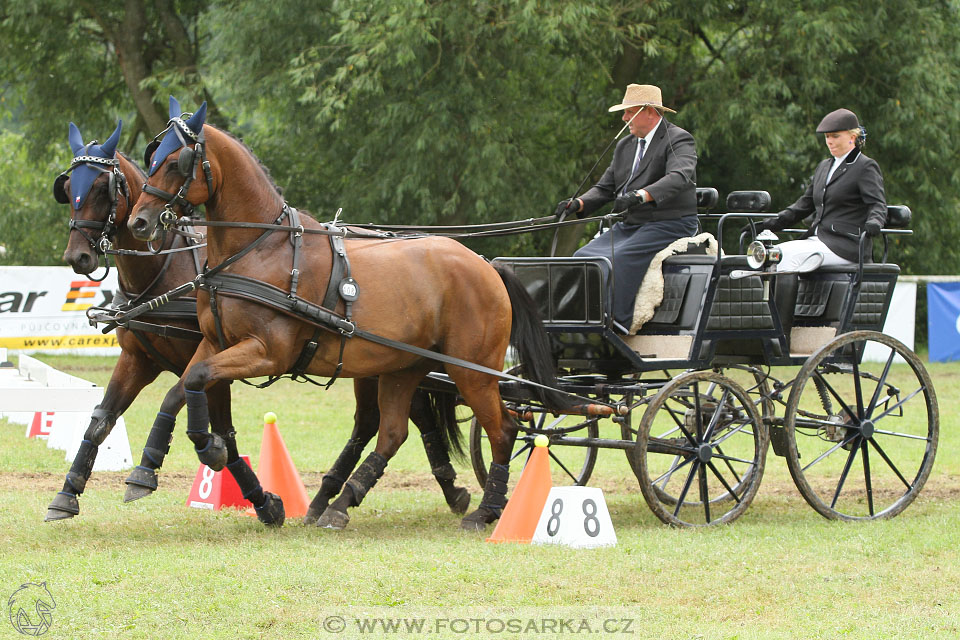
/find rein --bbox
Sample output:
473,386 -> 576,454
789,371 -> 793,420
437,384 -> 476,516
172,211 -> 616,241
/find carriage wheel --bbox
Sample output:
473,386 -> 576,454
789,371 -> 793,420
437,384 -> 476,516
468,367 -> 599,487
783,331 -> 938,521
634,370 -> 768,527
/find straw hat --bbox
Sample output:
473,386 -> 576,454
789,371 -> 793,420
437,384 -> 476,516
608,84 -> 676,113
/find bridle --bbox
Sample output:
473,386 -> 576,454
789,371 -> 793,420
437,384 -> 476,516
54,147 -> 130,282
141,114 -> 214,248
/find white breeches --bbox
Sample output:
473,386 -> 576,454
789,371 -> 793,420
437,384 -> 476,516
775,236 -> 854,272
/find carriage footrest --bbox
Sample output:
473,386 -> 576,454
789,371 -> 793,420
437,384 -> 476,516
769,424 -> 790,457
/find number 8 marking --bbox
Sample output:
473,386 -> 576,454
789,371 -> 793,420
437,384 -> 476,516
546,498 -> 563,536
198,465 -> 215,499
582,498 -> 600,537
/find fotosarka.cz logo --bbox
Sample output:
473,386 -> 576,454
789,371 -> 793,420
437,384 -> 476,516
7,582 -> 56,636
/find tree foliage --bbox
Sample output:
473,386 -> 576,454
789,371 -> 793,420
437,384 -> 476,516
2,0 -> 959,272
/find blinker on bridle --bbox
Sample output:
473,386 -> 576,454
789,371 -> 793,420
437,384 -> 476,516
55,147 -> 129,282
141,113 -> 214,249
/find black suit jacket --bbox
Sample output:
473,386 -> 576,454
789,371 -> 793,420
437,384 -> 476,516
772,148 -> 887,262
579,119 -> 698,224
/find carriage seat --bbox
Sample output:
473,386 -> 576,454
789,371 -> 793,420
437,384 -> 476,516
629,233 -> 718,333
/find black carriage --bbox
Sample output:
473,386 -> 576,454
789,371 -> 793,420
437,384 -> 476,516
457,190 -> 937,528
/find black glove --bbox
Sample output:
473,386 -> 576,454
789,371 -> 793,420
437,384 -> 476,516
865,221 -> 882,237
613,190 -> 643,213
760,217 -> 781,232
554,199 -> 579,219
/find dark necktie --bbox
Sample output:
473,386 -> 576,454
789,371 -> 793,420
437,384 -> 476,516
630,138 -> 646,182
620,138 -> 645,196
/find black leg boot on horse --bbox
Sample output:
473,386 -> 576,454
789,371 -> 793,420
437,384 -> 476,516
223,431 -> 285,526
316,451 -> 389,530
45,406 -> 116,521
303,435 -> 367,526
183,388 -> 229,470
419,428 -> 470,514
123,411 -> 175,502
303,379 -> 469,524
460,461 -> 509,532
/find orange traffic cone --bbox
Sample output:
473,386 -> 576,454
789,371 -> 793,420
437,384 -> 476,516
245,412 -> 310,518
486,435 -> 553,544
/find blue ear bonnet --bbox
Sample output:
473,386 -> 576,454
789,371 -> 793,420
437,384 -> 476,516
62,121 -> 121,209
147,96 -> 207,176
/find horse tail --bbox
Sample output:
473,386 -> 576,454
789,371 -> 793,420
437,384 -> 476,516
425,389 -> 464,460
493,263 -> 570,411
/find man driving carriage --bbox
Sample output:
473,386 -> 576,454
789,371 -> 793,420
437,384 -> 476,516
554,83 -> 699,331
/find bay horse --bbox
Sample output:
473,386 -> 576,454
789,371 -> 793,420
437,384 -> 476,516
51,120 -> 470,525
128,98 -> 562,530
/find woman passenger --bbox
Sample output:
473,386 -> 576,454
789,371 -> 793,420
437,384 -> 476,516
763,108 -> 887,271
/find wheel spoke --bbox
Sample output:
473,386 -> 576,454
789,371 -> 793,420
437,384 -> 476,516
673,461 -> 699,518
867,438 -> 913,490
872,386 -> 925,422
711,452 -> 757,466
801,434 -> 858,473
711,419 -> 753,447
814,370 -> 859,424
510,440 -> 533,465
652,455 -> 696,489
702,389 -> 732,442
654,455 -> 685,490
866,348 -> 896,418
549,449 -> 579,483
665,399 -> 700,447
830,439 -> 860,509
698,463 -> 711,523
714,445 -> 744,485
707,460 -> 743,504
852,357 -> 865,418
861,439 -> 874,516
872,428 -> 931,442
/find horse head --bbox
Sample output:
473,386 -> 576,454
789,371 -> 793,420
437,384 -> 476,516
56,120 -> 136,275
129,96 -> 210,242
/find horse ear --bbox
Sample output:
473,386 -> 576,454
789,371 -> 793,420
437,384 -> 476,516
185,102 -> 207,135
168,95 -> 182,119
101,119 -> 122,158
68,122 -> 84,155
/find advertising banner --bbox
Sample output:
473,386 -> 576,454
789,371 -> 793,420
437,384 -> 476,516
0,266 -> 120,355
928,282 -> 960,362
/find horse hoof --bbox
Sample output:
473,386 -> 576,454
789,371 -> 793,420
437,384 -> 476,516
254,491 -> 285,527
448,487 -> 471,515
302,505 -> 326,526
459,507 -> 498,532
123,484 -> 155,503
196,433 -> 228,471
45,492 -> 79,522
123,466 -> 158,502
317,507 -> 349,530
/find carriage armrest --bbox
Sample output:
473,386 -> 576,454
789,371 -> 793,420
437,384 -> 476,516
815,264 -> 901,276
725,190 -> 772,213
662,254 -> 717,266
885,205 -> 911,229
696,187 -> 719,212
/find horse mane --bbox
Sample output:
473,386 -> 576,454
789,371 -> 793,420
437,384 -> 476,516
212,126 -> 327,222
117,151 -> 146,182
217,128 -> 284,197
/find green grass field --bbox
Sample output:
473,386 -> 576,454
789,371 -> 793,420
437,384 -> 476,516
1,355 -> 958,639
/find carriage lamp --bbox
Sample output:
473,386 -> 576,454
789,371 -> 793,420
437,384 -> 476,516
746,230 -> 782,270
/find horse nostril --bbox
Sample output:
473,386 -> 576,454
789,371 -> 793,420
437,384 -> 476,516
131,217 -> 146,232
